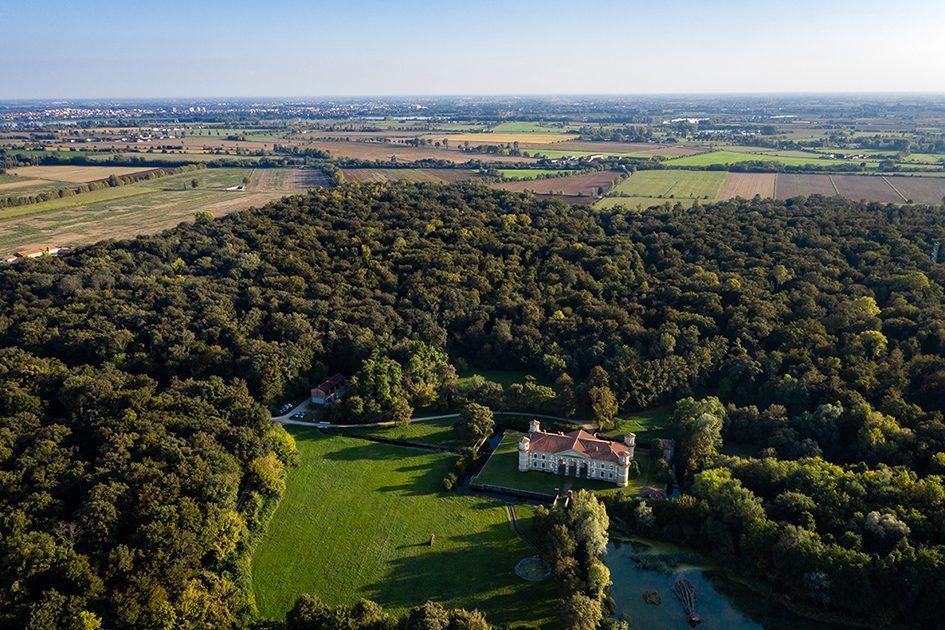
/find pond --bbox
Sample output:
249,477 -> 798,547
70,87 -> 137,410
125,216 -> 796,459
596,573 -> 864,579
604,537 -> 847,630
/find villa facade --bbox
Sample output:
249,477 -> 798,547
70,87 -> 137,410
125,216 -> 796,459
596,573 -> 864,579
518,420 -> 635,487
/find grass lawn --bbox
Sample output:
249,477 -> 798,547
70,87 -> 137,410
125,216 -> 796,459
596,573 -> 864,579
339,415 -> 476,450
457,368 -> 541,389
250,429 -> 556,627
611,170 -> 726,200
498,169 -> 572,180
472,431 -> 650,498
600,407 -> 673,446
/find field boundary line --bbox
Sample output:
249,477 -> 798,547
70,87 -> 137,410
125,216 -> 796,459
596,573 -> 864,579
828,175 -> 841,196
773,174 -> 779,199
881,176 -> 908,202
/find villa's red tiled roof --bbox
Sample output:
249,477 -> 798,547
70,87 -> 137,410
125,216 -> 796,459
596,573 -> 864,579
527,429 -> 629,463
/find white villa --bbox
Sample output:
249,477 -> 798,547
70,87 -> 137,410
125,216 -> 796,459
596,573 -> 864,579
518,420 -> 635,487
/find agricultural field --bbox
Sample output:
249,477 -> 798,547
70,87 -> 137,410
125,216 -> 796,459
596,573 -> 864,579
527,141 -> 701,157
472,431 -> 650,498
490,121 -> 583,133
308,140 -> 537,164
425,132 -> 573,145
0,185 -> 158,219
497,169 -> 572,180
246,168 -> 329,192
611,170 -> 726,200
250,429 -> 555,626
492,170 -> 622,197
525,149 -> 652,160
149,167 -> 255,190
887,176 -> 945,203
665,150 -> 877,168
0,176 -> 71,197
831,175 -> 902,203
0,188 -> 282,255
774,173 -> 837,198
341,168 -> 480,184
718,172 -> 777,199
593,196 -> 697,210
8,164 -> 154,183
0,168 -> 305,255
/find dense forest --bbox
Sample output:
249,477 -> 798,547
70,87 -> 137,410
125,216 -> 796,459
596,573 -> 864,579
1,182 -> 945,627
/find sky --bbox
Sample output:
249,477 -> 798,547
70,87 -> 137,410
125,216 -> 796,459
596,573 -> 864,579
3,0 -> 945,99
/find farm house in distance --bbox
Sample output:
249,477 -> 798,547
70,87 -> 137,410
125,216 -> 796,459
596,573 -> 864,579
310,374 -> 348,406
518,420 -> 635,487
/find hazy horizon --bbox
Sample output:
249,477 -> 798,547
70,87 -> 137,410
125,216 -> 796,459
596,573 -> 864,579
3,0 -> 945,99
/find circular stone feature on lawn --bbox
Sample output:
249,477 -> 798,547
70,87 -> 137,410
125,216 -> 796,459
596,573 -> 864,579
515,556 -> 551,581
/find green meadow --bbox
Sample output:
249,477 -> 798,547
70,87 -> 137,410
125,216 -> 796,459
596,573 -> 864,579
250,429 -> 556,626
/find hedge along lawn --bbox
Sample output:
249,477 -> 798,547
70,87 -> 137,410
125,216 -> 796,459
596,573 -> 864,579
664,150 -> 880,168
250,429 -> 556,627
337,415 -> 476,450
611,170 -> 726,200
472,431 -> 650,498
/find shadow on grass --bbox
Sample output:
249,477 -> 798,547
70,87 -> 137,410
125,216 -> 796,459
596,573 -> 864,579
362,520 -> 556,626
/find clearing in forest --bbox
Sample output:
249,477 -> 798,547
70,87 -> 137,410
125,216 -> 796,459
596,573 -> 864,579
249,429 -> 555,627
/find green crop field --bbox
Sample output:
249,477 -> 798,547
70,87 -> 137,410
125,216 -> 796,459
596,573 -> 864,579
338,415 -> 476,450
250,429 -> 555,626
611,170 -> 726,199
665,150 -> 878,168
498,169 -> 572,180
472,431 -> 649,498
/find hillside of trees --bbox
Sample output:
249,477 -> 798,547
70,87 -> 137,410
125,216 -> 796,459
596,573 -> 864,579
1,182 -> 944,627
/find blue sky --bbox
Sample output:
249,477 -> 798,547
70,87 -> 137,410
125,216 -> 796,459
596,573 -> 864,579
2,0 -> 944,98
